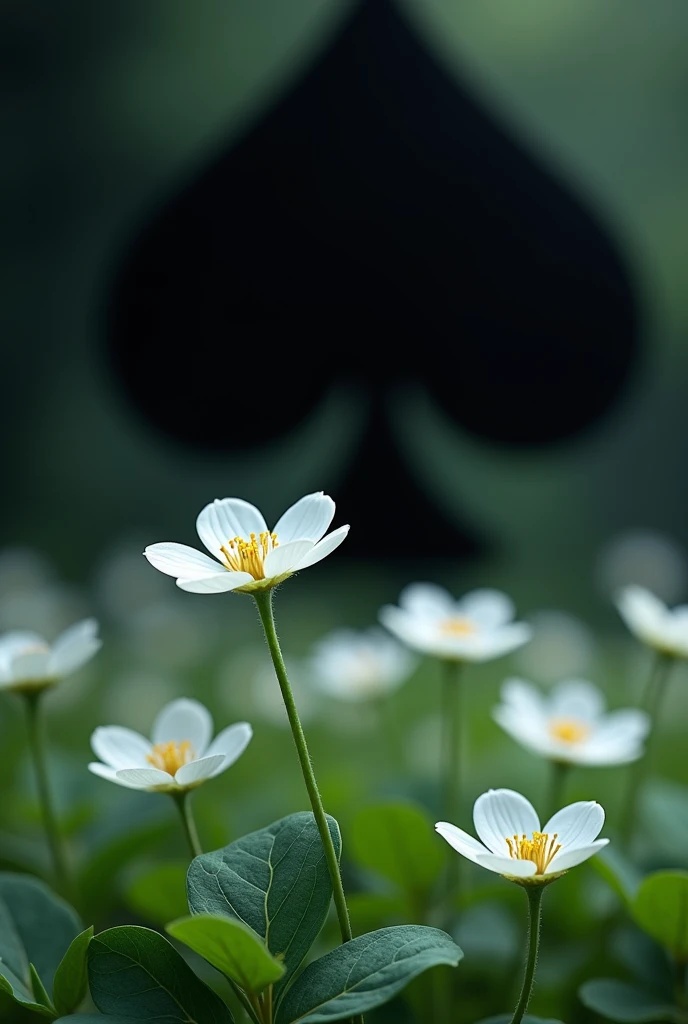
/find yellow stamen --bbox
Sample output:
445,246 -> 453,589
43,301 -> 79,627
219,531 -> 279,580
147,740 -> 195,775
548,717 -> 590,744
505,831 -> 562,874
440,617 -> 477,636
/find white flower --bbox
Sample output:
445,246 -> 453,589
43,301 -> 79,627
616,584 -> 688,659
493,678 -> 650,766
89,698 -> 252,792
436,789 -> 609,883
0,619 -> 101,693
379,583 -> 532,662
144,492 -> 349,594
309,628 -> 416,701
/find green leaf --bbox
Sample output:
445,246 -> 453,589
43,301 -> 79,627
30,963 -> 55,1011
633,870 -> 688,957
350,802 -> 444,901
88,925 -> 234,1023
53,927 -> 94,1016
592,845 -> 642,905
275,925 -> 462,1023
167,913 -> 285,995
187,811 -> 340,1003
0,872 -> 82,1015
125,862 -> 188,926
579,979 -> 683,1023
54,1018 -> 143,1022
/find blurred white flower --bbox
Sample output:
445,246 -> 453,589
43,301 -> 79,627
0,619 -> 101,693
89,698 -> 252,792
436,789 -> 608,882
513,611 -> 594,683
598,531 -> 686,605
493,678 -> 649,766
144,492 -> 349,594
309,628 -> 416,701
616,585 -> 688,659
379,583 -> 531,662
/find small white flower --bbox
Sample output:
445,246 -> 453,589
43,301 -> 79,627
493,678 -> 650,766
144,492 -> 349,594
0,619 -> 101,693
89,698 -> 252,792
436,788 -> 609,883
379,583 -> 531,662
309,628 -> 416,702
616,584 -> 688,659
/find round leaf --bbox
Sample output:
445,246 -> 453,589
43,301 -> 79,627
579,979 -> 683,1023
350,802 -> 444,899
633,871 -> 688,958
167,914 -> 285,995
88,924 -> 234,1022
53,927 -> 94,1016
187,811 -> 340,1005
275,924 -> 462,1023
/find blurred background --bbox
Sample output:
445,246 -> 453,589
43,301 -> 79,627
1,1 -> 688,1020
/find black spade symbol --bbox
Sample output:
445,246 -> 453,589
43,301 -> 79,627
107,0 -> 638,557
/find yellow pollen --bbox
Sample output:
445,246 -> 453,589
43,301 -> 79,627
548,717 -> 590,744
440,616 -> 477,636
147,740 -> 195,775
505,831 -> 561,874
219,531 -> 279,579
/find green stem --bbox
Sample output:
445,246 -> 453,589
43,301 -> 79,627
544,760 -> 569,821
253,591 -> 353,934
23,692 -> 72,898
253,590 -> 361,1024
510,885 -> 545,1024
620,653 -> 673,840
441,659 -> 463,903
172,791 -> 203,859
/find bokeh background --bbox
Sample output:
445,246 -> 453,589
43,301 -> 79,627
2,2 -> 688,1021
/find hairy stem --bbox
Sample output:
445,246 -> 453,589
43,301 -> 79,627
510,885 -> 545,1024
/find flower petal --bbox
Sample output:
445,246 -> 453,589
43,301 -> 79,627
543,801 -> 605,848
616,585 -> 667,640
591,709 -> 650,744
152,698 -> 213,755
474,789 -> 540,855
492,708 -> 555,759
435,821 -> 488,864
264,540 -> 315,578
177,572 -> 254,594
475,854 -> 537,877
205,722 -> 253,773
88,762 -> 146,789
465,624 -> 533,661
90,726 -> 152,769
292,525 -> 349,570
49,619 -> 102,677
144,543 -> 223,578
196,498 -> 268,557
273,492 -> 335,544
9,650 -> 51,681
115,767 -> 175,789
500,677 -> 547,717
398,583 -> 455,620
549,679 -> 605,721
460,589 -> 515,628
175,754 -> 226,787
547,838 -> 609,873
0,631 -> 45,662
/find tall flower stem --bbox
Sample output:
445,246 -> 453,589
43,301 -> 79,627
253,591 -> 354,946
171,791 -> 202,859
544,760 -> 569,821
23,691 -> 72,898
441,660 -> 463,898
620,653 -> 673,840
510,885 -> 545,1024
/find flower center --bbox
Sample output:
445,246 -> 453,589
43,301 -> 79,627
147,740 -> 195,774
440,617 -> 477,636
548,717 -> 590,744
220,532 -> 278,579
505,831 -> 562,874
